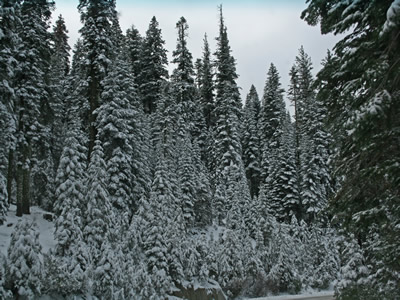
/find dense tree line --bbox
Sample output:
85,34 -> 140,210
0,0 -> 397,299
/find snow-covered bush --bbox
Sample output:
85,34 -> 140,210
6,219 -> 43,299
0,253 -> 12,299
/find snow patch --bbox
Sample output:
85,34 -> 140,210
0,205 -> 56,257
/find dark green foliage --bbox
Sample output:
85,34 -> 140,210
241,85 -> 261,198
198,34 -> 215,129
126,25 -> 143,81
303,0 -> 400,297
139,16 -> 169,114
78,0 -> 116,160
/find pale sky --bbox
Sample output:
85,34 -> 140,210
53,0 -> 339,107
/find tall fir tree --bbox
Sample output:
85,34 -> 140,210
171,17 -> 196,132
78,0 -> 115,160
267,113 -> 300,222
83,139 -> 114,263
139,16 -> 169,114
0,0 -> 21,206
198,33 -> 215,129
97,53 -> 151,227
288,47 -> 332,223
258,63 -> 285,187
48,14 -> 71,175
126,25 -> 143,82
212,6 -> 250,226
303,1 -> 400,296
14,0 -> 54,215
241,85 -> 261,198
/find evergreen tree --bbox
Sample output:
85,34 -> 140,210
97,53 -> 150,226
126,25 -> 143,82
48,14 -> 71,175
267,113 -> 300,222
212,7 -> 249,225
78,0 -> 115,160
303,1 -> 400,296
0,253 -> 11,299
0,0 -> 21,206
83,140 -> 114,262
14,0 -> 54,216
51,126 -> 89,296
171,17 -> 197,134
138,157 -> 184,298
198,33 -> 215,129
92,242 -> 126,299
6,219 -> 43,299
242,85 -> 261,198
258,63 -> 285,187
139,16 -> 169,114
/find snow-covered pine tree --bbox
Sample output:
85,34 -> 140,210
92,242 -> 126,299
126,25 -> 143,82
97,50 -> 151,226
139,16 -> 169,114
258,63 -> 285,189
48,14 -> 71,180
212,6 -> 250,226
14,0 -> 54,216
303,1 -> 400,296
0,253 -> 11,299
171,17 -> 196,117
62,38 -> 88,132
78,0 -> 115,160
53,125 -> 87,248
191,140 -> 213,227
0,0 -> 21,207
50,125 -> 89,296
289,46 -> 332,223
176,119 -> 197,229
139,156 -> 184,298
241,85 -> 261,198
6,219 -> 43,299
198,33 -> 215,129
335,234 -> 372,300
267,113 -> 300,222
83,139 -> 114,262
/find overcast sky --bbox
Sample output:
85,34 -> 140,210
53,0 -> 339,107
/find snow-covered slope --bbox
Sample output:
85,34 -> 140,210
0,205 -> 56,256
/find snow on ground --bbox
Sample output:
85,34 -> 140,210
246,290 -> 335,300
0,205 -> 56,257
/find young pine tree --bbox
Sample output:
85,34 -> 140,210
6,219 -> 43,299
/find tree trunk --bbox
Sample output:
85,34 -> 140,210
22,163 -> 30,214
16,162 -> 23,217
7,149 -> 14,205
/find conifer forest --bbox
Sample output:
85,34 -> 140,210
0,0 -> 399,299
